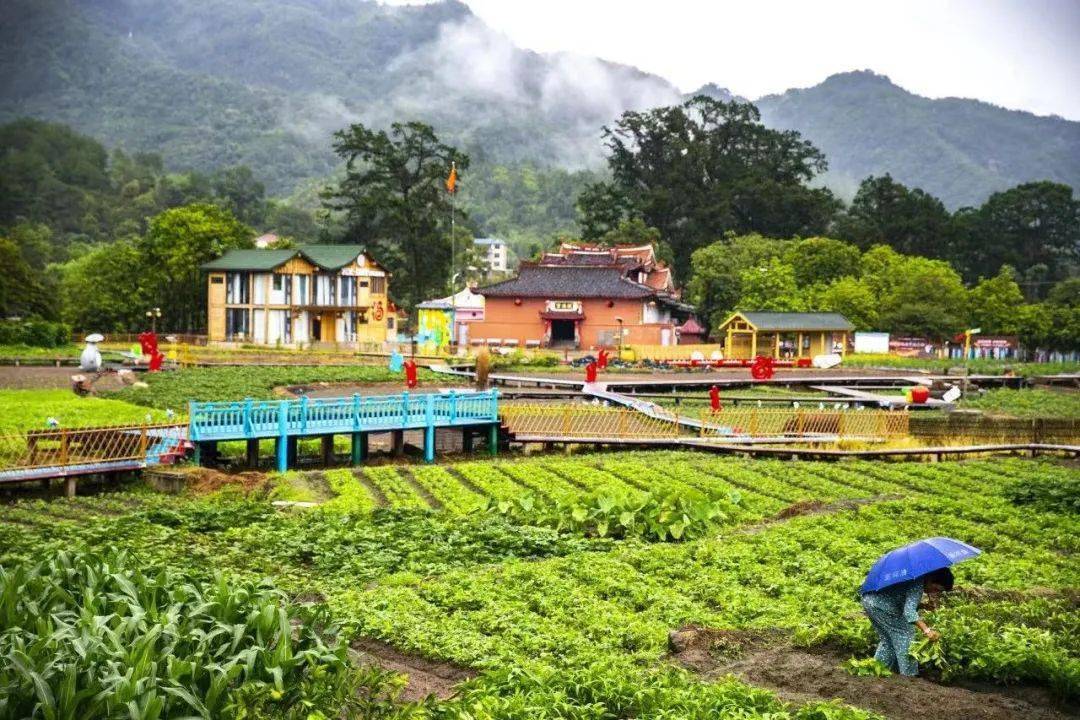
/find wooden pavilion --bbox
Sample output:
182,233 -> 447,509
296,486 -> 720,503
716,312 -> 854,360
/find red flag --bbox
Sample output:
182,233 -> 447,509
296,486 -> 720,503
445,162 -> 457,194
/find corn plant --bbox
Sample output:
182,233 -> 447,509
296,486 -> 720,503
0,549 -> 391,719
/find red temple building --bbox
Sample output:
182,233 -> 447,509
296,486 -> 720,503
472,243 -> 693,349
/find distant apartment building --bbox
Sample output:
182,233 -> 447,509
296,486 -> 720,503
473,237 -> 509,273
202,245 -> 392,346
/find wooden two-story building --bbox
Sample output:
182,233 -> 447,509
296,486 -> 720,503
203,245 -> 393,346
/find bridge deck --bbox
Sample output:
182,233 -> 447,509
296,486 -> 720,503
189,390 -> 500,468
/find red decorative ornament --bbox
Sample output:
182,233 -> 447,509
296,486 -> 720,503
373,301 -> 384,321
514,298 -> 522,306
606,300 -> 614,308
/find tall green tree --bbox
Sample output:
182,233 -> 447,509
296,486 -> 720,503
323,121 -> 469,308
967,266 -> 1025,335
578,97 -> 838,279
833,174 -> 955,259
735,258 -> 803,313
876,257 -> 968,339
783,237 -> 861,287
687,234 -> 792,330
138,204 -> 253,332
1047,277 -> 1080,308
817,277 -> 879,330
212,166 -> 267,226
966,181 -> 1080,291
0,236 -> 54,319
57,240 -> 149,332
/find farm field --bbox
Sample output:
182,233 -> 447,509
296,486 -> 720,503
962,387 -> 1080,419
840,354 -> 1080,377
101,364 -> 447,409
1,452 -> 1077,719
0,388 -> 174,433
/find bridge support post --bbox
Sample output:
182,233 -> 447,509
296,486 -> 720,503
351,432 -> 367,465
488,423 -> 499,457
64,476 -> 76,498
198,442 -> 219,467
276,400 -> 289,472
321,435 -> 335,466
391,430 -> 405,456
462,428 -> 473,453
424,426 -> 435,463
246,438 -> 260,469
423,393 -> 436,463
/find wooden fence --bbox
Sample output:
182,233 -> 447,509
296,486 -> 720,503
0,423 -> 189,486
500,404 -> 908,442
910,415 -> 1080,445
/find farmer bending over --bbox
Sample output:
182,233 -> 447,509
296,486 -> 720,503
860,567 -> 952,676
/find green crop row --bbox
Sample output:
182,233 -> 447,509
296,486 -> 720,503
102,365 -> 443,409
0,453 -> 1076,717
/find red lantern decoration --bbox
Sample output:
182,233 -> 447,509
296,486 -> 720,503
514,298 -> 522,306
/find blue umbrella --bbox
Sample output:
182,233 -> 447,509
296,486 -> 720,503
860,536 -> 981,594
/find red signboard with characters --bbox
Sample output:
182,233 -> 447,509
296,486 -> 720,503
973,336 -> 1017,349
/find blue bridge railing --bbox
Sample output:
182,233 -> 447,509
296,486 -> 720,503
189,390 -> 499,468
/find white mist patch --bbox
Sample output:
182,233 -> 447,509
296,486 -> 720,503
541,52 -> 681,119
414,15 -> 529,103
282,93 -> 364,144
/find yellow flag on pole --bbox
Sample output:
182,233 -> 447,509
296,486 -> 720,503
445,162 -> 457,194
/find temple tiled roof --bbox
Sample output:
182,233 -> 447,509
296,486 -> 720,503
478,266 -> 655,299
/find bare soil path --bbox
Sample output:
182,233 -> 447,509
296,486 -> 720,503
350,638 -> 476,702
669,627 -> 1077,720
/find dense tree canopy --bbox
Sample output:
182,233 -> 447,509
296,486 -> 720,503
689,235 -> 1008,341
578,97 -> 839,279
833,174 -> 955,258
0,119 -> 283,254
687,234 -> 792,329
323,121 -> 469,308
965,182 -> 1079,290
57,240 -> 148,332
138,204 -> 254,331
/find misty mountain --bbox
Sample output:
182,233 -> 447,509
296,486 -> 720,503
2,0 -> 1077,209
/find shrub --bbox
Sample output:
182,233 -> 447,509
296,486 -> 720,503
0,320 -> 71,348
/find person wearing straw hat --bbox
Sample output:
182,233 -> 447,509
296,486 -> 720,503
859,537 -> 981,676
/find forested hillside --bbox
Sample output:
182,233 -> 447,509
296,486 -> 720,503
755,71 -> 1080,208
2,0 -> 1077,209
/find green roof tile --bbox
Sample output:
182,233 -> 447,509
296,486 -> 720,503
201,245 -> 371,272
201,249 -> 298,271
297,245 -> 367,270
733,312 -> 854,331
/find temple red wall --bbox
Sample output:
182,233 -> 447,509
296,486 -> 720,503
473,297 -> 675,348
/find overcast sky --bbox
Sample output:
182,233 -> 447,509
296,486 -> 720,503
387,0 -> 1080,120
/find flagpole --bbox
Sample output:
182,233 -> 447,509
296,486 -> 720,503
449,161 -> 457,350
